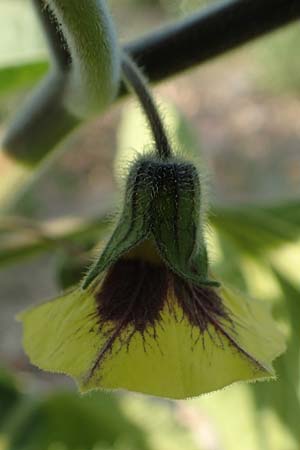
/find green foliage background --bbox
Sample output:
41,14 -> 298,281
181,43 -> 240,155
1,1 -> 300,449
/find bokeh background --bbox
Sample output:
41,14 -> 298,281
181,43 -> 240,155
1,1 -> 300,449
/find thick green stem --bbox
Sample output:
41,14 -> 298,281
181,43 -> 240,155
1,0 -> 120,211
44,0 -> 120,117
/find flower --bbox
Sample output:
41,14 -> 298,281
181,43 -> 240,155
19,155 -> 285,399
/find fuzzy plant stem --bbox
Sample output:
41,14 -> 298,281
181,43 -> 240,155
0,0 -> 120,212
4,0 -> 120,163
122,53 -> 172,160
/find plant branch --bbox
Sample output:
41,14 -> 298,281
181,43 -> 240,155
123,0 -> 300,86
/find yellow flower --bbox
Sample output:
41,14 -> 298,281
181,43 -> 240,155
19,155 -> 285,399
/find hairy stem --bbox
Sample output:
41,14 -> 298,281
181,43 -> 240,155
43,0 -> 120,117
1,0 -> 121,211
32,0 -> 71,71
122,53 -> 172,160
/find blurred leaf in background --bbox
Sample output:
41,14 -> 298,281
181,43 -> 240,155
0,62 -> 48,102
252,270 -> 300,450
0,369 -> 151,450
1,391 -> 150,450
211,201 -> 300,257
0,0 -> 47,105
253,23 -> 300,94
0,368 -> 21,422
0,370 -> 199,450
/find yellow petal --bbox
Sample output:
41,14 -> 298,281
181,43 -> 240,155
18,289 -> 103,380
18,285 -> 285,399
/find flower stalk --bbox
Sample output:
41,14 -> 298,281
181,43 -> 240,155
122,53 -> 172,160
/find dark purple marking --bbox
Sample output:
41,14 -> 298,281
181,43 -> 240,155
86,258 -> 264,381
174,279 -> 230,335
96,259 -> 168,332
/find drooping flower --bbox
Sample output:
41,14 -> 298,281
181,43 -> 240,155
19,155 -> 285,399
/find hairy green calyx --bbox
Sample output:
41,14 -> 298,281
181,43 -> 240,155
83,154 -> 214,289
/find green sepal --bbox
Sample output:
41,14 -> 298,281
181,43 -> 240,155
84,155 -> 217,288
149,159 -> 217,286
82,161 -> 152,288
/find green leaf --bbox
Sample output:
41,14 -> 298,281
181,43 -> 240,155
0,61 -> 48,98
0,215 -> 111,268
55,240 -> 97,290
254,23 -> 300,93
0,368 -> 21,422
211,231 -> 248,290
211,201 -> 300,256
1,391 -> 149,450
252,269 -> 300,449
